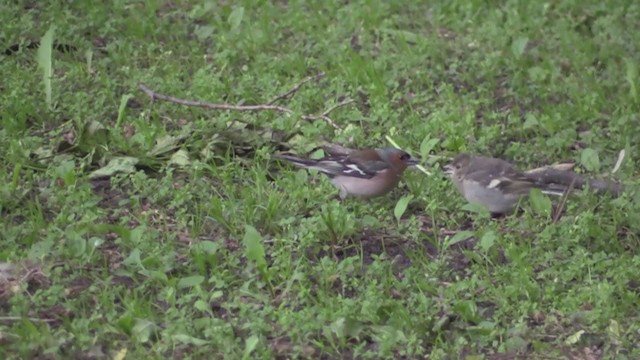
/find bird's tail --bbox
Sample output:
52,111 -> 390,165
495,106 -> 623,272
272,154 -> 315,167
272,154 -> 335,175
525,168 -> 624,197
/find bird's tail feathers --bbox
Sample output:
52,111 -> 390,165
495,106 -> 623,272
272,154 -> 338,175
273,154 -> 315,167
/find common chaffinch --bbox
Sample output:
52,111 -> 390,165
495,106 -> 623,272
274,147 -> 419,199
444,153 -> 567,214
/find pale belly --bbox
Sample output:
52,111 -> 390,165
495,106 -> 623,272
461,180 -> 523,213
331,174 -> 400,199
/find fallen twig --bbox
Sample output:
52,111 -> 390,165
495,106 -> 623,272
0,316 -> 57,323
139,84 -> 293,113
553,176 -> 577,223
268,72 -> 326,104
139,74 -> 349,130
301,99 -> 354,129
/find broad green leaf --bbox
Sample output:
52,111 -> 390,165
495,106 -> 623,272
141,270 -> 168,282
37,26 -> 55,108
178,275 -> 205,288
79,120 -> 109,152
467,321 -> 496,336
394,194 -> 413,222
242,335 -> 259,360
453,300 -> 479,322
89,156 -> 138,178
380,28 -> 420,43
479,231 -> 496,252
504,335 -> 528,353
122,248 -> 143,268
565,330 -> 585,345
447,230 -> 474,248
529,188 -> 552,218
193,241 -> 220,255
310,148 -> 325,159
523,113 -> 539,130
130,225 -> 146,243
461,203 -> 490,217
463,356 -> 485,360
116,93 -> 134,128
243,225 -> 266,270
330,317 -> 347,339
432,314 -> 450,332
88,236 -> 104,249
195,25 -> 215,41
67,231 -> 87,257
209,290 -> 224,300
85,120 -> 108,137
113,348 -> 127,360
150,135 -> 182,156
341,318 -> 364,338
28,239 -> 54,259
420,137 -> 439,158
116,314 -> 134,333
511,36 -> 528,58
90,224 -> 132,240
228,6 -> 245,31
361,215 -> 378,227
194,300 -> 209,313
580,148 -> 600,172
132,318 -> 157,343
528,66 -> 547,81
172,334 -> 209,346
169,149 -> 191,167
54,159 -> 76,185
32,146 -> 53,164
607,319 -> 621,339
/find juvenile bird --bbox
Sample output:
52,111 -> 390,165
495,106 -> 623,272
274,147 -> 419,199
444,154 -> 566,214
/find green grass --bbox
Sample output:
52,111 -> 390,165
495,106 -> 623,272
1,0 -> 639,358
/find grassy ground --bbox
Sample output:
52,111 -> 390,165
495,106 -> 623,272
1,0 -> 639,359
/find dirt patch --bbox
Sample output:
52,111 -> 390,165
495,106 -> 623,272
316,213 -> 495,283
65,276 -> 93,297
270,335 -> 316,359
0,261 -> 49,302
38,303 -> 73,325
329,227 -> 435,274
90,177 -> 130,211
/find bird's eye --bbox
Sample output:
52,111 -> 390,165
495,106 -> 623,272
400,153 -> 410,161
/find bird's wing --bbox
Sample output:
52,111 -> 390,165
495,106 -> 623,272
465,165 -> 535,195
273,151 -> 388,179
324,150 -> 390,179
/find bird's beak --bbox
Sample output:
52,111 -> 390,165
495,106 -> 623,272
443,163 -> 455,176
407,157 -> 421,166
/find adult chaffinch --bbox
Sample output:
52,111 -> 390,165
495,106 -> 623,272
444,153 -> 566,214
273,147 -> 419,199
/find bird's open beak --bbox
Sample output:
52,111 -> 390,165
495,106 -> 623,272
443,163 -> 455,176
